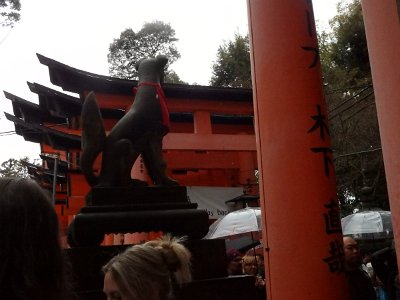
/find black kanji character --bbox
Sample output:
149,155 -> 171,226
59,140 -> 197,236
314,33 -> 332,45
307,104 -> 330,140
311,147 -> 333,177
323,198 -> 342,234
305,10 -> 314,37
323,239 -> 344,274
301,46 -> 319,68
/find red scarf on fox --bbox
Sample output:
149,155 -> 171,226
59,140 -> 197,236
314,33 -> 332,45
132,82 -> 170,131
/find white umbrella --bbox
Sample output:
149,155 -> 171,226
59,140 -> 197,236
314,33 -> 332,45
205,207 -> 262,239
341,210 -> 392,239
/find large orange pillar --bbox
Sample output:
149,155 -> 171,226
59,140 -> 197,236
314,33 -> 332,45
247,0 -> 349,298
361,1 -> 400,262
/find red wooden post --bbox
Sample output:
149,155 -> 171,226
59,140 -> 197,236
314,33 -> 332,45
361,0 -> 400,264
247,0 -> 349,298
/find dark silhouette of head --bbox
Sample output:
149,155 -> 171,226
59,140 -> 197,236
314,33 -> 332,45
343,236 -> 362,271
0,177 -> 72,300
226,248 -> 243,276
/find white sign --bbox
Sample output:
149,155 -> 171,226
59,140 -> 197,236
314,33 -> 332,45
186,186 -> 244,219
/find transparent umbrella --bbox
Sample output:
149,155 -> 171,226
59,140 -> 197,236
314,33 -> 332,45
204,207 -> 264,277
341,210 -> 392,239
205,207 -> 262,239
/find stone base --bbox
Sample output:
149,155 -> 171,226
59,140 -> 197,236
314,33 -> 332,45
68,186 -> 209,246
87,185 -> 188,206
68,208 -> 209,246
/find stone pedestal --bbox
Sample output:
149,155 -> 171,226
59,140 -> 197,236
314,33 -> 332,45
68,186 -> 209,246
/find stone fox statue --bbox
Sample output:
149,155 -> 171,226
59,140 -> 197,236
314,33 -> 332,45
80,55 -> 178,187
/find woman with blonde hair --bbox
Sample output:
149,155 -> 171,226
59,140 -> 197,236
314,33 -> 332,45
242,254 -> 266,299
103,234 -> 192,300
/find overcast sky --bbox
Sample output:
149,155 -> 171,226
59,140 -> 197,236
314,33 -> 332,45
0,0 -> 339,163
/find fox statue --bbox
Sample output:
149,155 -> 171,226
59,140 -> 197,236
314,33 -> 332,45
80,55 -> 178,187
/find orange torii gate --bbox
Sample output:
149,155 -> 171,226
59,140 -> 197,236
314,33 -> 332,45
4,0 -> 398,297
361,0 -> 400,270
249,0 -> 400,299
248,0 -> 348,298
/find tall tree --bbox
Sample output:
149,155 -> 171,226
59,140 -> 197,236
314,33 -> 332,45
319,0 -> 388,213
0,0 -> 21,27
320,0 -> 371,88
210,33 -> 252,88
108,21 -> 184,83
0,157 -> 31,178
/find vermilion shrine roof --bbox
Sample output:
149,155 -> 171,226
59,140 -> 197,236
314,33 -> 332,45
3,54 -> 254,151
4,112 -> 81,150
36,53 -> 253,102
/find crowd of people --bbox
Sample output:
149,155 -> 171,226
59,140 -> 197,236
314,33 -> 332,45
343,236 -> 399,300
226,248 -> 266,299
1,175 -> 399,300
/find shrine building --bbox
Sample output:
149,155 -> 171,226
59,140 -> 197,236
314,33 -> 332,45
3,53 -> 258,245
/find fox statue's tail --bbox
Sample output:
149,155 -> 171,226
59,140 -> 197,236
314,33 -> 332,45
80,92 -> 106,186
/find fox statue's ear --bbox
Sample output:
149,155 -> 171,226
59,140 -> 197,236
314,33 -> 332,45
156,55 -> 168,69
135,58 -> 146,71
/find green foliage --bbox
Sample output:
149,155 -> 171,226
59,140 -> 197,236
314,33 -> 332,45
164,70 -> 187,85
210,34 -> 252,88
205,0 -> 387,213
108,21 -> 181,82
318,0 -> 388,213
0,157 -> 33,178
319,0 -> 370,88
0,0 -> 21,27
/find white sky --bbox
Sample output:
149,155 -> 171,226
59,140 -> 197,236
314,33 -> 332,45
0,0 -> 339,163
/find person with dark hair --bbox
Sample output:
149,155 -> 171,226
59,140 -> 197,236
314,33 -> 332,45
370,240 -> 399,300
103,234 -> 192,300
226,248 -> 244,276
343,236 -> 377,300
0,177 -> 73,300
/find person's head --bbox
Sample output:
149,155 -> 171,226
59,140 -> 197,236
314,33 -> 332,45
343,236 -> 362,271
103,234 -> 192,300
0,177 -> 71,300
245,249 -> 264,266
226,248 -> 243,276
242,255 -> 260,276
254,254 -> 265,277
